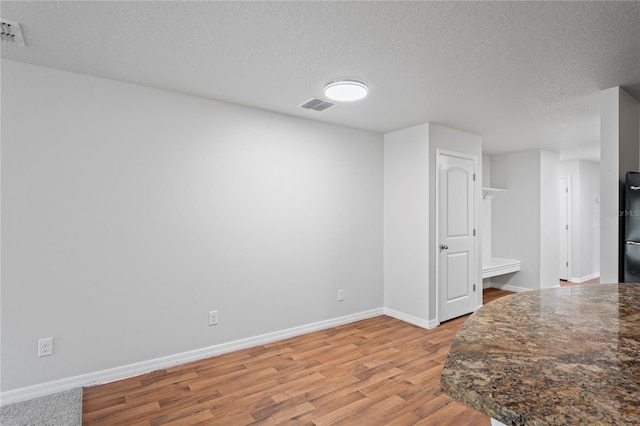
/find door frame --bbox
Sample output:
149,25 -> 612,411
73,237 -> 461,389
435,148 -> 480,323
559,176 -> 573,281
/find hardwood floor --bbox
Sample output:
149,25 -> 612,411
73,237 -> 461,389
83,290 -> 512,425
559,277 -> 600,287
482,287 -> 513,304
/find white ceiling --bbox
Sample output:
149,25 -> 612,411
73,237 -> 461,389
2,1 -> 639,162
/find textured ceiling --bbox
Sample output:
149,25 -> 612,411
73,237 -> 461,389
2,1 -> 640,161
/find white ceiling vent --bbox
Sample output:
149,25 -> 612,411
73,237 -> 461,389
301,98 -> 335,112
1,19 -> 25,46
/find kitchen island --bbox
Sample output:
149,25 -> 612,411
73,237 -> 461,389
441,284 -> 640,425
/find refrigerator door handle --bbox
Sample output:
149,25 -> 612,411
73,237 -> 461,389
627,241 -> 640,245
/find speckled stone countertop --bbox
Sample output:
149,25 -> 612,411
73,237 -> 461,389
441,284 -> 640,426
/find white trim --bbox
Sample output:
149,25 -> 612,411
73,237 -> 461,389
570,272 -> 600,283
435,148 -> 480,322
482,257 -> 521,279
474,155 -> 482,311
0,308 -> 383,406
435,148 -> 441,323
490,284 -> 532,293
491,284 -> 562,292
383,308 -> 439,329
559,176 -> 573,281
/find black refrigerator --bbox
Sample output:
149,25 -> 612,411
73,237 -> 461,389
624,172 -> 640,282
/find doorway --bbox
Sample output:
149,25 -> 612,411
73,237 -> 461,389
559,177 -> 571,281
437,151 -> 477,322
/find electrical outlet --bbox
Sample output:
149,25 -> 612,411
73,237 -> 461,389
38,337 -> 53,357
337,289 -> 344,302
209,310 -> 219,326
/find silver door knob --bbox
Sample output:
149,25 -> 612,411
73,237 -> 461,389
440,244 -> 449,250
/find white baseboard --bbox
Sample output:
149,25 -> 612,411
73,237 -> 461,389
383,308 -> 438,329
490,284 -> 532,293
1,308 -> 383,406
570,272 -> 600,283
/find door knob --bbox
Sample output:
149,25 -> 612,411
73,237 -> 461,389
440,244 -> 449,250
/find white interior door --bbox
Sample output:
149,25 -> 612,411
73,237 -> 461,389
559,177 -> 569,280
438,153 -> 476,322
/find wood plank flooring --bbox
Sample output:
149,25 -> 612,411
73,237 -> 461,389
559,277 -> 600,287
83,289 -> 511,425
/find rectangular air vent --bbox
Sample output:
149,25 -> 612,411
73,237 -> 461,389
301,98 -> 335,112
1,19 -> 25,46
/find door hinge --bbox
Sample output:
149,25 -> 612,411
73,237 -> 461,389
566,261 -> 569,267
473,229 -> 476,236
566,224 -> 568,230
566,187 -> 569,193
473,284 -> 476,292
473,173 -> 476,181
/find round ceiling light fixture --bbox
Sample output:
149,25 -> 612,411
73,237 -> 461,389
323,79 -> 368,102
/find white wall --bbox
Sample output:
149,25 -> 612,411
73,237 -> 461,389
383,123 -> 482,325
482,155 -> 492,263
600,87 -> 639,282
600,88 -> 620,283
491,151 -> 542,290
539,150 -> 559,288
1,60 -> 384,392
580,161 -> 601,279
383,124 -> 430,323
490,150 -> 559,290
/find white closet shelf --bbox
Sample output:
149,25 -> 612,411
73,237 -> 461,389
482,257 -> 521,279
482,187 -> 506,200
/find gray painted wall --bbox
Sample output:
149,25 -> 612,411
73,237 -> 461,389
1,60 -> 384,391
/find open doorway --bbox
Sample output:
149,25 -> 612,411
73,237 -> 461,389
559,177 -> 571,281
558,160 -> 601,284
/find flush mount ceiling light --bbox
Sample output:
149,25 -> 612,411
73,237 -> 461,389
323,79 -> 368,102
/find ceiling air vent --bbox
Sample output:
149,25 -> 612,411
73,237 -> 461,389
301,98 -> 335,112
1,18 -> 25,46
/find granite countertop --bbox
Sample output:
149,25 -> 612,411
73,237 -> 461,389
441,284 -> 640,426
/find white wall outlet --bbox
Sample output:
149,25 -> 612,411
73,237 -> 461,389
337,289 -> 344,302
208,310 -> 219,326
38,337 -> 53,357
